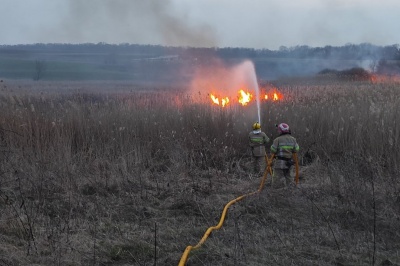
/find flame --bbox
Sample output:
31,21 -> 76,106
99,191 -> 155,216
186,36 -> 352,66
263,89 -> 283,101
238,89 -> 252,106
210,94 -> 219,104
209,87 -> 283,107
210,94 -> 230,107
221,97 -> 229,107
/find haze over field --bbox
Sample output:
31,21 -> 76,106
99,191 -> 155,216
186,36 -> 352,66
1,0 -> 399,49
1,2 -> 400,266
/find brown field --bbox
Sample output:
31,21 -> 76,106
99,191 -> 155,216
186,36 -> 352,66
0,78 -> 399,266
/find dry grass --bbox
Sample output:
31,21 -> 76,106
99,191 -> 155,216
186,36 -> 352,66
0,78 -> 399,265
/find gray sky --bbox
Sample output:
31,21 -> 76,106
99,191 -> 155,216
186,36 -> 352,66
1,0 -> 399,49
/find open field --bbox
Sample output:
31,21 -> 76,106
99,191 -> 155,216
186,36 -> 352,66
1,54 -> 387,83
3,43 -> 399,83
0,78 -> 399,265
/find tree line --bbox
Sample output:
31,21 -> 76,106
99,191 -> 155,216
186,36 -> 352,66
1,42 -> 399,61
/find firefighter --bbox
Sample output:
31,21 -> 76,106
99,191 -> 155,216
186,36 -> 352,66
249,122 -> 270,175
270,123 -> 299,188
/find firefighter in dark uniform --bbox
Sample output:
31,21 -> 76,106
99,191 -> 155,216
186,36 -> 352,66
270,123 -> 300,188
249,122 -> 270,175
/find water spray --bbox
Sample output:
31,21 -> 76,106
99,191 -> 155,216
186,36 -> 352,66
252,64 -> 261,124
190,58 -> 265,126
242,60 -> 261,125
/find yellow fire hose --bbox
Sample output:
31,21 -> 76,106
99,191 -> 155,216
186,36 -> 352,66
178,155 -> 274,265
178,153 -> 299,265
293,153 -> 299,185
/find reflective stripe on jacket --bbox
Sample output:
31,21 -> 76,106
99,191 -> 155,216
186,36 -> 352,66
270,134 -> 299,169
249,131 -> 270,157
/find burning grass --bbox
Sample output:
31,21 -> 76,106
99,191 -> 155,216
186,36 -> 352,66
0,78 -> 399,265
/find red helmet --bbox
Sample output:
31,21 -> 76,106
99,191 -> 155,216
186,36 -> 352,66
277,123 -> 290,133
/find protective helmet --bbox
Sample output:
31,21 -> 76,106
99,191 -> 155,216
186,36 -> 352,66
252,122 -> 261,130
277,123 -> 290,133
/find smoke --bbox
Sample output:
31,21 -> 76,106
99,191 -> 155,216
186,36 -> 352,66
52,0 -> 217,47
189,59 -> 259,99
188,58 -> 262,125
3,0 -> 400,49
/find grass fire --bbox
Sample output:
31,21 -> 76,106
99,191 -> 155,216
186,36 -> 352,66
209,88 -> 282,107
0,74 -> 399,265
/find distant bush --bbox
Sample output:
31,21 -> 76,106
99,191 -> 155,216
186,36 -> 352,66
338,67 -> 372,80
318,68 -> 338,75
318,67 -> 372,81
376,59 -> 400,75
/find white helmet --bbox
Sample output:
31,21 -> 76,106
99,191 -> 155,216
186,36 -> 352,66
277,123 -> 290,134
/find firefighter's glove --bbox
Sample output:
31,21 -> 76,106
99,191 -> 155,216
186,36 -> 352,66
286,159 -> 295,168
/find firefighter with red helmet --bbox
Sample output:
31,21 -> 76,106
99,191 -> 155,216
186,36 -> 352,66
270,123 -> 299,188
249,122 -> 270,175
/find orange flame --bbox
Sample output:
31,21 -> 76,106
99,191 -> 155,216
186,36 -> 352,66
210,94 -> 230,107
238,89 -> 252,106
210,94 -> 219,105
263,89 -> 283,101
221,97 -> 229,107
209,87 -> 283,107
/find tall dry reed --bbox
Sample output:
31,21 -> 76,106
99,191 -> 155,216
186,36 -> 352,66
0,79 -> 399,265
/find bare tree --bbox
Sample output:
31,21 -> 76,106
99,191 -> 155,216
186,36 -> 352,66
33,60 -> 47,80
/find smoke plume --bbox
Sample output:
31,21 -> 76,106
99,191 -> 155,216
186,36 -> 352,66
189,59 -> 259,99
55,0 -> 217,47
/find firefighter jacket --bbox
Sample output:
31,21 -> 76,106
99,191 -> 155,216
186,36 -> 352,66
270,133 -> 299,169
249,130 -> 270,157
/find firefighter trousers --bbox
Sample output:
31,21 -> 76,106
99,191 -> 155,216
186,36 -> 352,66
272,168 -> 294,188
